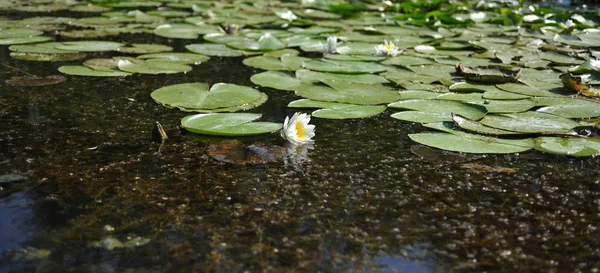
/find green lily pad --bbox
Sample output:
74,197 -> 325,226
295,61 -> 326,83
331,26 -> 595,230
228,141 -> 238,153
302,59 -> 389,74
496,82 -> 563,97
288,99 -> 386,119
382,56 -> 434,67
0,36 -> 52,45
117,59 -> 192,74
295,80 -> 400,105
181,113 -> 282,136
250,71 -> 300,91
186,43 -> 244,57
54,41 -> 125,52
10,52 -> 88,62
295,69 -> 389,84
409,131 -> 534,154
532,97 -> 600,118
0,29 -> 43,38
9,43 -> 75,54
452,114 -> 527,135
227,33 -> 286,52
534,137 -> 600,157
137,52 -> 210,64
479,112 -> 581,134
151,82 -> 265,111
389,99 -> 487,121
58,65 -> 132,77
117,44 -> 173,54
474,99 -> 536,113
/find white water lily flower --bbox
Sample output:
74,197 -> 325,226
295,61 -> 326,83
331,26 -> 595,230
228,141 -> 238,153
322,36 -> 340,54
375,40 -> 401,57
281,112 -> 315,146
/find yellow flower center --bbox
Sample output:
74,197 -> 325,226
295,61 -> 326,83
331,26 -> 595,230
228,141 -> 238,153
385,45 -> 393,51
295,122 -> 305,138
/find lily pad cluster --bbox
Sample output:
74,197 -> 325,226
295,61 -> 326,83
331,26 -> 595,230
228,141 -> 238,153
1,0 -> 599,156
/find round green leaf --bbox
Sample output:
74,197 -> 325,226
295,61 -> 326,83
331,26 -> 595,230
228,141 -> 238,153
151,83 -> 265,111
0,36 -> 52,45
250,71 -> 300,91
532,97 -> 600,118
181,113 -> 282,136
296,69 -> 389,84
302,60 -> 389,74
295,80 -> 400,105
117,60 -> 192,74
137,52 -> 210,64
54,41 -> 124,52
479,112 -> 581,134
186,43 -> 244,57
117,43 -> 173,54
388,99 -> 487,121
409,132 -> 534,154
535,137 -> 600,157
58,65 -> 132,77
288,99 -> 386,119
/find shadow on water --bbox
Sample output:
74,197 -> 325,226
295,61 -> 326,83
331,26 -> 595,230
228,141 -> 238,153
0,22 -> 599,273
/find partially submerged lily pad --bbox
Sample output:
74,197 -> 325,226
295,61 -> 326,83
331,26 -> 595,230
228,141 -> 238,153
207,140 -> 287,165
5,75 -> 67,86
535,137 -> 600,157
455,63 -> 521,83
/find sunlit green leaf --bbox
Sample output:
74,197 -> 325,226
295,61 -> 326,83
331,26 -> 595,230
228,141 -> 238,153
181,113 -> 282,136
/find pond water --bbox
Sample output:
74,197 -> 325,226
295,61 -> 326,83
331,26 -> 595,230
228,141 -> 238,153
1,2 -> 600,273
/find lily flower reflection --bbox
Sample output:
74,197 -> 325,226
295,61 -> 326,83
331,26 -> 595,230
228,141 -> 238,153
284,142 -> 314,167
375,40 -> 401,57
281,112 -> 315,146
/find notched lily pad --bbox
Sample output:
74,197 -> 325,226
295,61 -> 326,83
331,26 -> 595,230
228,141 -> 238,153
5,75 -> 67,86
181,113 -> 282,136
207,140 -> 286,165
455,63 -> 521,83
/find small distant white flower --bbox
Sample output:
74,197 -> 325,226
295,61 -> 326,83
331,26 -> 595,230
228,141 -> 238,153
565,19 -> 575,29
375,40 -> 401,57
322,36 -> 340,54
281,112 -> 315,146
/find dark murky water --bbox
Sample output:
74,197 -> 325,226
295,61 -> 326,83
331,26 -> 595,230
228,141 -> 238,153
1,33 -> 600,273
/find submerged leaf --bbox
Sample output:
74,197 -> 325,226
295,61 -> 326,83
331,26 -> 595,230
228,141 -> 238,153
5,75 -> 67,86
455,63 -> 521,83
207,140 -> 286,165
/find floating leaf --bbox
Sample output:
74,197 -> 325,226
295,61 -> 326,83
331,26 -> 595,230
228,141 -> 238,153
181,113 -> 282,136
496,82 -> 563,97
117,59 -> 192,74
54,41 -> 125,52
452,114 -> 526,135
560,73 -> 600,98
534,137 -> 600,157
250,71 -> 300,91
295,69 -> 389,84
479,112 -> 581,134
227,34 -> 286,52
455,63 -> 521,83
58,65 -> 132,77
389,99 -> 487,121
151,82 -> 266,111
207,140 -> 286,165
288,99 -> 386,119
5,75 -> 67,87
10,52 -> 88,62
409,132 -> 534,154
186,43 -> 244,57
302,59 -> 389,74
0,36 -> 52,45
137,52 -> 210,64
532,97 -> 600,118
117,43 -> 173,54
295,80 -> 400,105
